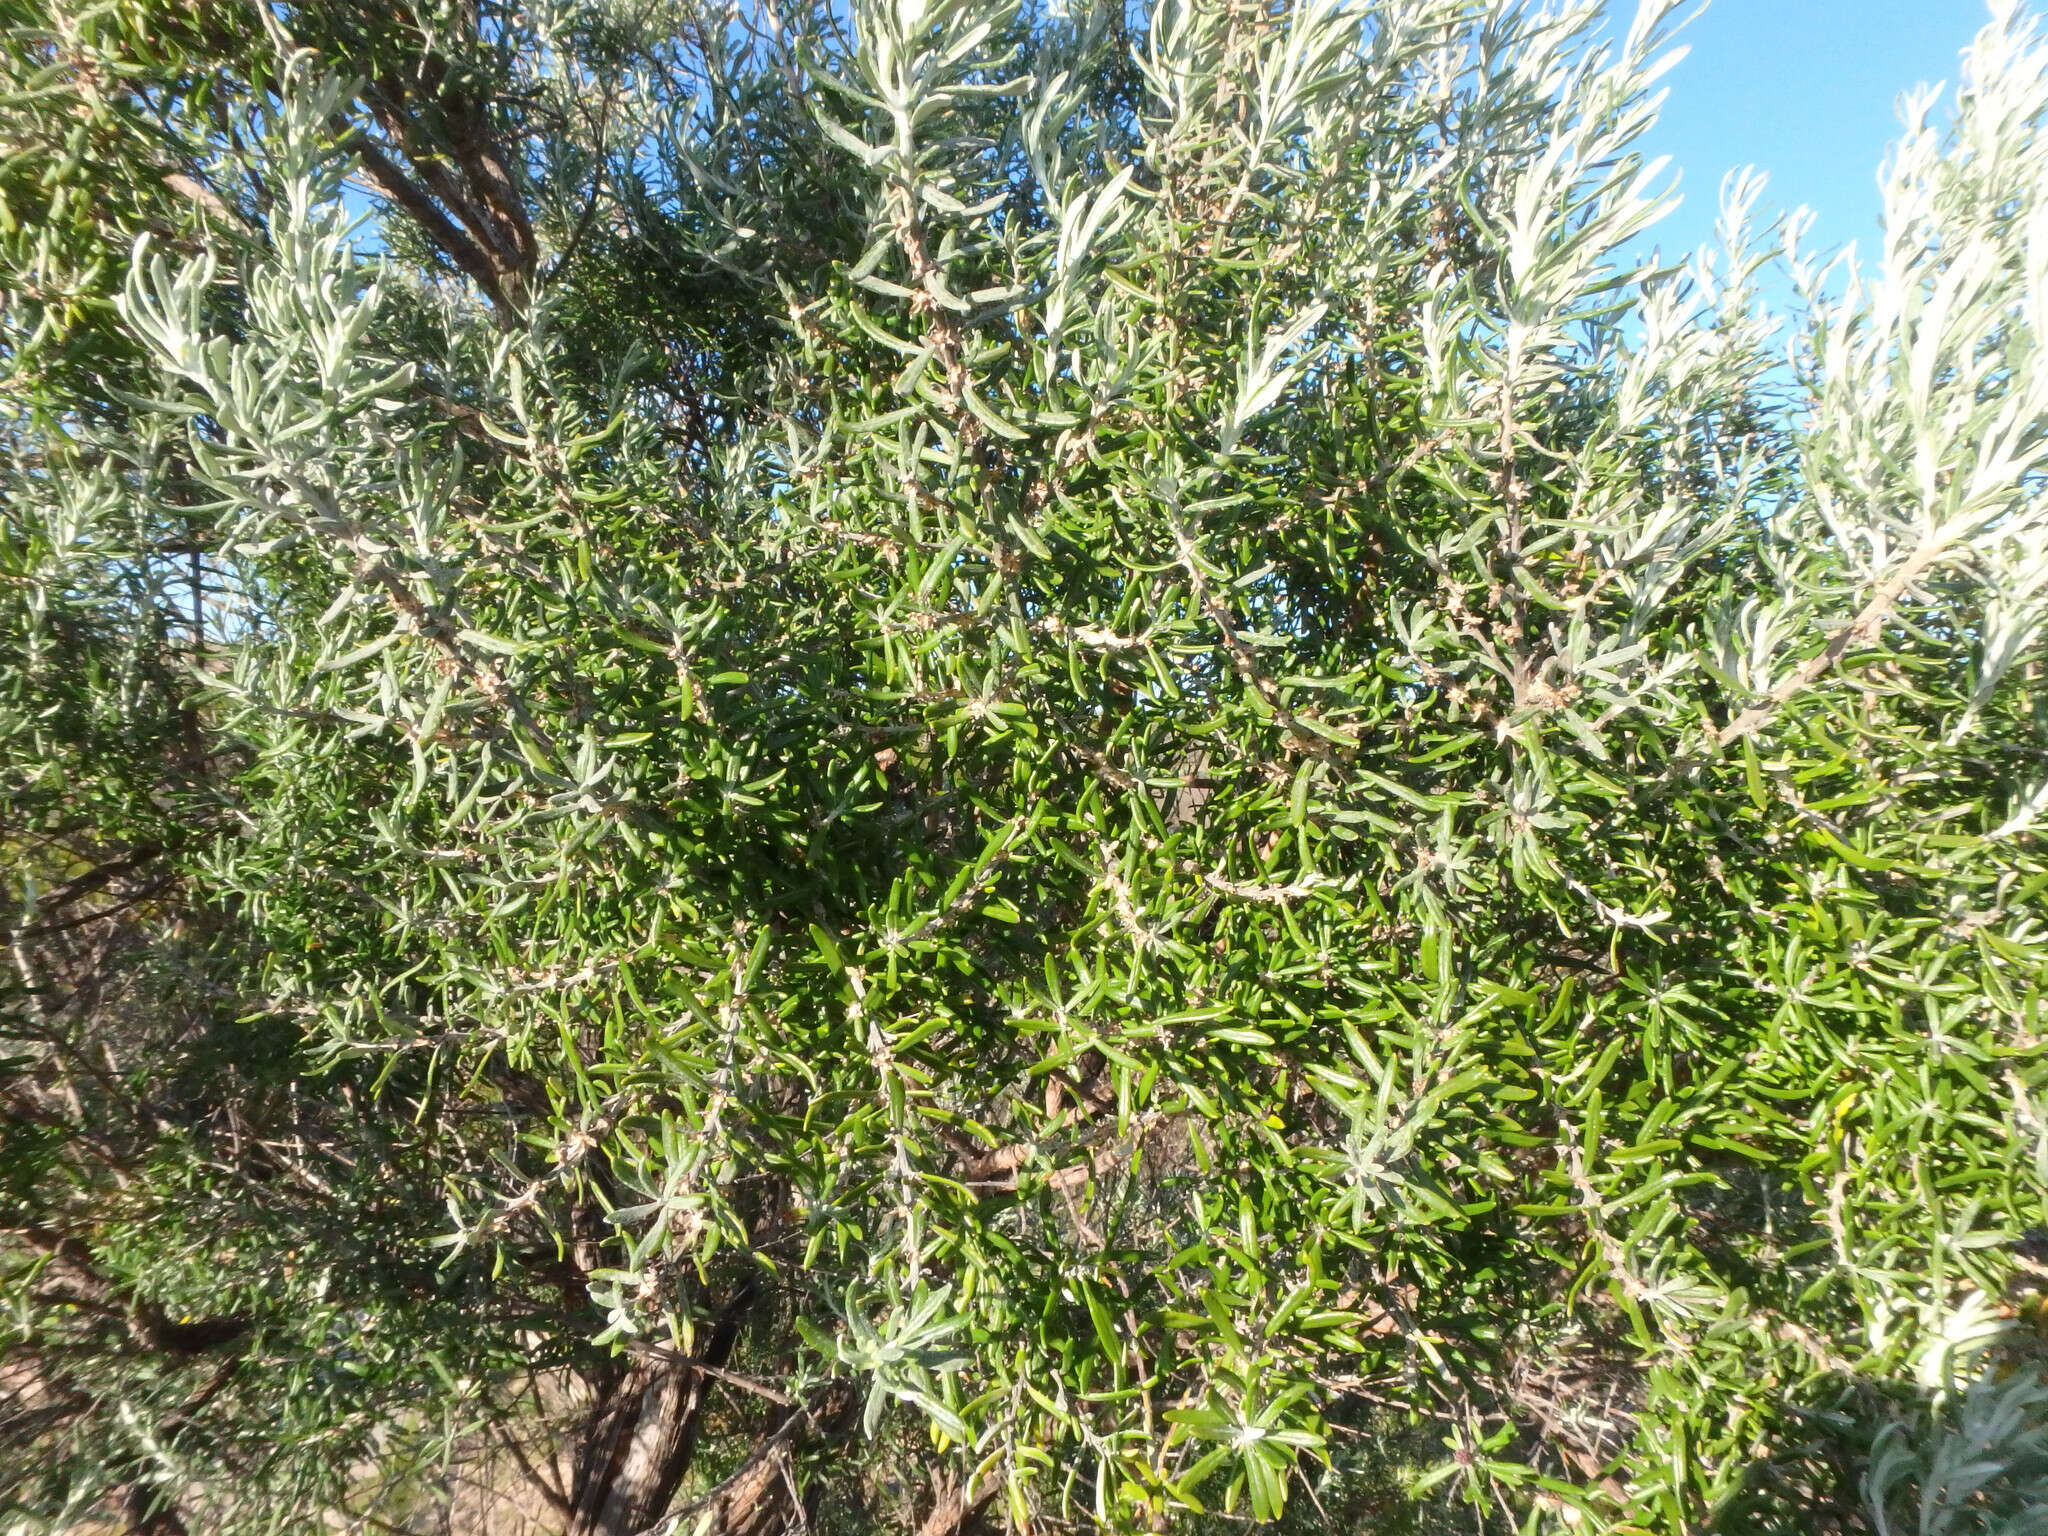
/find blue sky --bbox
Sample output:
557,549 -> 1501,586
1614,0 -> 1989,269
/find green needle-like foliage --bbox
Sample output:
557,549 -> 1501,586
6,1 -> 2048,1533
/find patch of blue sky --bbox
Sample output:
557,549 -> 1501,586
1605,0 -> 1989,301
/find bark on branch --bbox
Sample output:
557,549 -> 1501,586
566,1279 -> 758,1536
665,1379 -> 862,1536
11,844 -> 164,924
283,10 -> 539,321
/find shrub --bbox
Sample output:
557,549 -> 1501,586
5,1 -> 2048,1532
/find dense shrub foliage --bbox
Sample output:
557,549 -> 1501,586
6,1 -> 2048,1533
